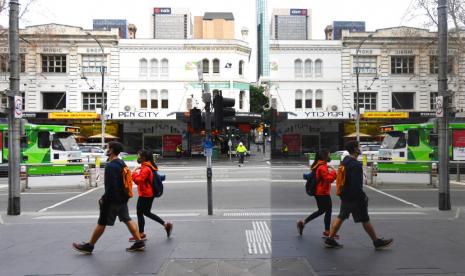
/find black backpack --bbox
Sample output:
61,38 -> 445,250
305,170 -> 317,196
151,169 -> 165,198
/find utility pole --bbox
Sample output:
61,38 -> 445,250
355,34 -> 373,143
197,63 -> 213,216
8,0 -> 21,215
438,0 -> 451,210
86,32 -> 106,149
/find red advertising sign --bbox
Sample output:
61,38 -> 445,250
453,130 -> 465,147
283,134 -> 301,153
163,135 -> 182,153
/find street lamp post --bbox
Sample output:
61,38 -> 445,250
355,34 -> 373,143
86,32 -> 106,149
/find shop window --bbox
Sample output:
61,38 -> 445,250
0,54 -> 25,73
315,59 -> 323,76
295,90 -> 303,109
139,58 -> 147,76
239,60 -> 244,76
353,56 -> 377,74
42,55 -> 66,73
82,92 -> 107,111
161,90 -> 168,109
150,89 -> 158,109
161,58 -> 169,76
354,92 -> 377,111
82,55 -> 106,73
150,59 -> 158,77
429,56 -> 454,74
42,92 -> 66,110
430,92 -> 438,110
304,59 -> 312,78
294,59 -> 303,78
305,90 -> 312,109
315,90 -> 323,109
202,58 -> 209,74
213,59 -> 220,74
391,56 -> 414,74
239,90 -> 245,110
392,92 -> 415,110
140,89 -> 148,109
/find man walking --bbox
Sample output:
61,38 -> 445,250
325,141 -> 393,250
72,141 -> 145,254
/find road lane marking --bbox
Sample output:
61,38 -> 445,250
451,181 -> 465,186
37,187 -> 103,213
365,185 -> 422,208
0,214 -> 3,224
225,211 -> 426,217
246,221 -> 271,255
449,208 -> 461,220
34,212 -> 201,220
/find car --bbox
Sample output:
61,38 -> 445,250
80,146 -> 106,163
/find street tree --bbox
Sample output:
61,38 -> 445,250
250,85 -> 269,114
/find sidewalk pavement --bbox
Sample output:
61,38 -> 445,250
1,207 -> 465,275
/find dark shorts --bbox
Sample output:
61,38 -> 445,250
338,197 -> 370,223
98,200 -> 131,226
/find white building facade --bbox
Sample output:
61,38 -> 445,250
0,24 -> 120,137
116,39 -> 251,155
269,40 -> 348,154
342,27 -> 465,119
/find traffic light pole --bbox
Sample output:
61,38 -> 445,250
438,0 -> 451,210
8,0 -> 21,215
202,85 -> 213,216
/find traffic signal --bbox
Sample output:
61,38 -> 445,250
190,108 -> 202,131
213,94 -> 235,129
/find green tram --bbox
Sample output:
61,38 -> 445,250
378,122 -> 465,172
0,123 -> 82,164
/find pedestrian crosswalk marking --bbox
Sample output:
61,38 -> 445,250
245,221 -> 271,255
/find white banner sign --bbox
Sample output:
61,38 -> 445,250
107,111 -> 176,120
436,96 -> 444,118
288,111 -> 355,120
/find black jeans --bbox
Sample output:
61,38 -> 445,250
304,195 -> 332,231
239,153 -> 245,164
137,197 -> 165,233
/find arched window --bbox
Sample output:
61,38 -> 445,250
304,59 -> 312,78
150,59 -> 158,77
140,89 -> 148,108
161,89 -> 168,109
294,59 -> 303,78
239,90 -> 245,110
139,58 -> 147,76
213,59 -> 220,74
315,90 -> 323,109
150,89 -> 158,109
239,60 -> 244,76
295,90 -> 303,109
161,59 -> 168,76
202,58 -> 209,74
305,89 -> 313,109
315,59 -> 323,76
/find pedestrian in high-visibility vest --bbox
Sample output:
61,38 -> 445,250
282,144 -> 289,158
236,142 -> 247,166
176,144 -> 182,158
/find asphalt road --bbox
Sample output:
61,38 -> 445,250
1,157 -> 465,275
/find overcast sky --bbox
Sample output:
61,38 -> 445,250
1,0 -> 428,39
0,0 -> 431,79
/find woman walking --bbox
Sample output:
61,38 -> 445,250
130,149 -> 173,242
297,149 -> 337,238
